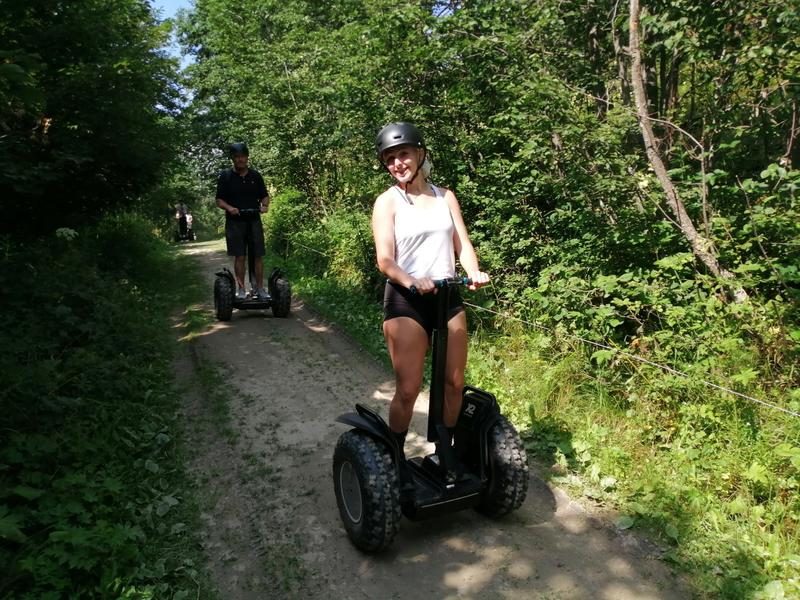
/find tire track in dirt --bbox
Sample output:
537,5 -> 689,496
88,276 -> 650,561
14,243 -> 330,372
177,241 -> 689,600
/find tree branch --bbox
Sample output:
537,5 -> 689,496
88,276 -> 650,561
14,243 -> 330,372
628,0 -> 746,301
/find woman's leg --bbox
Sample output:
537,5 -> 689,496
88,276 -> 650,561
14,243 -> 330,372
383,317 -> 429,433
444,311 -> 468,428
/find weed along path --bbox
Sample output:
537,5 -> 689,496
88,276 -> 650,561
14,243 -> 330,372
176,240 -> 688,600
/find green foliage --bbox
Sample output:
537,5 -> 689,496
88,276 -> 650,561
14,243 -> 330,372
0,0 -> 180,236
138,160 -> 224,242
264,188 -> 379,294
264,188 -> 312,258
463,325 -> 800,599
0,215 -> 210,598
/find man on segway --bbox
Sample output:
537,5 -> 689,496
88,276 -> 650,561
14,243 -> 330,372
215,142 -> 270,300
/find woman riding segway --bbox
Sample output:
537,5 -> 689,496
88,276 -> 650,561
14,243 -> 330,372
372,122 -> 489,458
332,123 -> 528,551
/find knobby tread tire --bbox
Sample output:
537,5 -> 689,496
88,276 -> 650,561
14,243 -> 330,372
214,276 -> 233,321
477,414 -> 529,517
332,430 -> 401,552
271,278 -> 291,318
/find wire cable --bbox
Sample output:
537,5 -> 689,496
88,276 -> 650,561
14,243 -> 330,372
462,300 -> 800,420
285,238 -> 799,419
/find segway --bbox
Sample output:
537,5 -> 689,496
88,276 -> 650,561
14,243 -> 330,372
213,208 -> 291,320
332,278 -> 529,552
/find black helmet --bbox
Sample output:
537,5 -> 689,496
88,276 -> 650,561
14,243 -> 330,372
375,122 -> 425,160
228,142 -> 249,157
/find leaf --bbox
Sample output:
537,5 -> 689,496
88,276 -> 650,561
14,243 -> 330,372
0,506 -> 26,542
12,485 -> 44,500
591,349 -> 616,366
774,443 -> 800,459
664,523 -> 679,540
616,515 -> 635,530
573,439 -> 591,453
600,476 -> 617,490
0,63 -> 28,82
727,495 -> 749,515
618,271 -> 633,282
774,444 -> 800,470
655,253 -> 694,270
155,494 -> 180,517
744,461 -> 770,485
731,368 -> 758,386
733,262 -> 763,274
758,580 -> 785,599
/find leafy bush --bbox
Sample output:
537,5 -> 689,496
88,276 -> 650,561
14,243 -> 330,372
264,189 -> 378,294
320,209 -> 376,291
264,188 -> 311,258
0,215 -> 208,598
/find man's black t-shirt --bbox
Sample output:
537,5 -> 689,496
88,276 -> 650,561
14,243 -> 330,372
216,168 -> 268,219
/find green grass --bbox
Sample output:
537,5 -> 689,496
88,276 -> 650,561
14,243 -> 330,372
464,330 -> 800,599
0,215 -> 216,599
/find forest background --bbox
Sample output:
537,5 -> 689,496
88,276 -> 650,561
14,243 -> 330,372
1,0 -> 798,598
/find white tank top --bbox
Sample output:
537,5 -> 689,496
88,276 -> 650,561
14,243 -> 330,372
393,185 -> 455,280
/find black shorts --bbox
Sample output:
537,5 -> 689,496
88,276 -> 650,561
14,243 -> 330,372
383,281 -> 464,336
225,217 -> 265,257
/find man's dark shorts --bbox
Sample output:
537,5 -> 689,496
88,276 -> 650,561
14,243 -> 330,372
225,217 -> 266,257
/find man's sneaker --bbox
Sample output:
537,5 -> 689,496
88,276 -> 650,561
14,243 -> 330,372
235,287 -> 247,300
256,287 -> 270,301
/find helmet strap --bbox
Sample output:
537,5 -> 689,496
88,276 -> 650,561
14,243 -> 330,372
407,148 -> 426,185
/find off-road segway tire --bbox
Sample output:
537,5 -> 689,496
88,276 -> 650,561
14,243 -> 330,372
271,277 -> 291,318
214,276 -> 234,321
333,430 -> 401,552
476,414 -> 529,518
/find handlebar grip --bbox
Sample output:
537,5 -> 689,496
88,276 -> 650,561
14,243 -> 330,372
409,277 -> 471,295
437,277 -> 471,287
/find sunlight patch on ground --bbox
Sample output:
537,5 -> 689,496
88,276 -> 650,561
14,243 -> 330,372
442,542 -> 517,594
177,239 -> 226,256
179,321 -> 231,342
407,553 -> 430,563
303,319 -> 333,334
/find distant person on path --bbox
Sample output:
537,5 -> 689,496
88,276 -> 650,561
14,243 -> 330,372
371,122 -> 490,456
175,203 -> 188,237
215,142 -> 270,300
185,211 -> 194,238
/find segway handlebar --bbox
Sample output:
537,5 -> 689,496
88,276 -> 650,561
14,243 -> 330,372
233,207 -> 263,217
409,277 -> 471,295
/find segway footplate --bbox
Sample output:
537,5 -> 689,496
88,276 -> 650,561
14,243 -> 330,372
232,297 -> 272,310
402,458 -> 484,520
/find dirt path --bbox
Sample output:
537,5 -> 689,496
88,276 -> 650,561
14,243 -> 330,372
176,241 -> 688,600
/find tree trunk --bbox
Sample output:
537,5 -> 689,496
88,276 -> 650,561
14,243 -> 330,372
612,0 -> 631,106
628,0 -> 746,301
